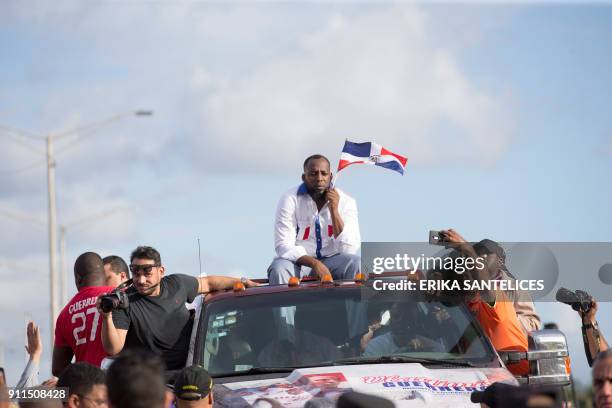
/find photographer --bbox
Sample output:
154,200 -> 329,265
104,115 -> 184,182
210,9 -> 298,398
436,231 -> 541,334
438,229 -> 528,375
52,252 -> 115,375
472,239 -> 541,334
98,246 -> 257,370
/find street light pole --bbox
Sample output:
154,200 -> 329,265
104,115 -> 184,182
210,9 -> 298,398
47,135 -> 59,342
59,225 -> 67,305
1,110 -> 153,348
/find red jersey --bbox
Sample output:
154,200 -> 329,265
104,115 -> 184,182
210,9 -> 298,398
54,286 -> 115,367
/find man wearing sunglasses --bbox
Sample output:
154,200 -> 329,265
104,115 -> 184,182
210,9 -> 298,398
98,246 -> 257,370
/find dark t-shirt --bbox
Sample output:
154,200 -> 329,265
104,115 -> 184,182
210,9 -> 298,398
112,274 -> 199,369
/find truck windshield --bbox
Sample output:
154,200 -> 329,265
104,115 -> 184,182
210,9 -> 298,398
197,283 -> 496,376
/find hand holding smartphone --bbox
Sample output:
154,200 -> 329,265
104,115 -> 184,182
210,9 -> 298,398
429,230 -> 445,245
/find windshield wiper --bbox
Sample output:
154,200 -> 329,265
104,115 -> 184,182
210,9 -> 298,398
214,365 -> 325,378
334,355 -> 475,368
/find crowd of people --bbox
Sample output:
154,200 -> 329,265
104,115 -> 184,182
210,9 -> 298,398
0,153 -> 610,407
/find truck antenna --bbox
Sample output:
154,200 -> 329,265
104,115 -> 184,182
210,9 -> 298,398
197,238 -> 203,276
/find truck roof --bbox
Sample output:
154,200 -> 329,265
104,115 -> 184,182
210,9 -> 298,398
202,271 -> 421,303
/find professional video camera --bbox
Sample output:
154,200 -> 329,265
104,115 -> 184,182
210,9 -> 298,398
555,287 -> 593,314
100,279 -> 133,313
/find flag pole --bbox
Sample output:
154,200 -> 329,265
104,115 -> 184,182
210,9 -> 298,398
330,138 -> 348,188
331,171 -> 341,188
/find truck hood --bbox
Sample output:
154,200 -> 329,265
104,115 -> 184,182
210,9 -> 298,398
213,363 -> 518,407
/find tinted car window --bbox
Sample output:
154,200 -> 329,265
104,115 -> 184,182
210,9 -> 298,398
197,283 -> 495,376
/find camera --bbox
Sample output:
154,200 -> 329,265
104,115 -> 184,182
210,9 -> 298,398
100,279 -> 132,313
429,230 -> 444,246
555,287 -> 593,314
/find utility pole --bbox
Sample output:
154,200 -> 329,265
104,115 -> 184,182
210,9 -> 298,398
59,226 -> 67,305
47,135 -> 59,332
0,110 -> 153,348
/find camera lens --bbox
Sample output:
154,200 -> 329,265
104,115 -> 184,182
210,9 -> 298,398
100,296 -> 117,313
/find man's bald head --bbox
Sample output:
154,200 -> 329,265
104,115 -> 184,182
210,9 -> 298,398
593,349 -> 612,408
74,252 -> 106,290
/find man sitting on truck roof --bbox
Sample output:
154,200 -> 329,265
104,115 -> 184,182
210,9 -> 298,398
97,245 -> 257,370
268,154 -> 361,284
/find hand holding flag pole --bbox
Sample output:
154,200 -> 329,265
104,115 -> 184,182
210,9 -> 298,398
331,170 -> 340,188
332,140 -> 408,187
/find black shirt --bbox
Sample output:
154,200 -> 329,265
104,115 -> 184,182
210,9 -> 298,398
112,274 -> 199,369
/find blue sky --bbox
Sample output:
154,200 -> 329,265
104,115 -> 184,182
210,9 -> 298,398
1,1 -> 611,386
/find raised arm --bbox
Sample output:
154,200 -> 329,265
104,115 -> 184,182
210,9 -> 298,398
439,229 -> 495,302
582,299 -> 609,366
20,321 -> 43,385
197,276 -> 258,294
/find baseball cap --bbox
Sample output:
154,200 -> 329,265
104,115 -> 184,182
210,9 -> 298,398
174,365 -> 213,401
472,239 -> 506,262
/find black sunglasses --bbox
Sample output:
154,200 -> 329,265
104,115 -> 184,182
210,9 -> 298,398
129,264 -> 160,273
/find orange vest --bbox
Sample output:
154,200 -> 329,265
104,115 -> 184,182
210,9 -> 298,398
468,292 -> 529,376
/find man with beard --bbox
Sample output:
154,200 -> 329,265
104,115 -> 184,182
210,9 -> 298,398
268,154 -> 361,284
437,229 -> 528,375
98,245 -> 257,370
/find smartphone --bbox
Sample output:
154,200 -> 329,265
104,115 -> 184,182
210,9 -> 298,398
429,230 -> 444,245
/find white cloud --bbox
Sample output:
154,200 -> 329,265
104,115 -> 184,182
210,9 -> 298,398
192,5 -> 512,173
0,1 -> 516,383
3,3 -> 512,179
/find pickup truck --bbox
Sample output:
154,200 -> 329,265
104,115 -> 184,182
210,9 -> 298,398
184,273 -> 572,407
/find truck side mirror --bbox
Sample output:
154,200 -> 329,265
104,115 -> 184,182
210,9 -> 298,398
498,329 -> 571,385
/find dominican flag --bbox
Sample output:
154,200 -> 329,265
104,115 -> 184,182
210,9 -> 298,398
338,140 -> 408,175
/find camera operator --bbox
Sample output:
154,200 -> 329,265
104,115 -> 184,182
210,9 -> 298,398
98,246 -> 258,370
52,252 -> 115,376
